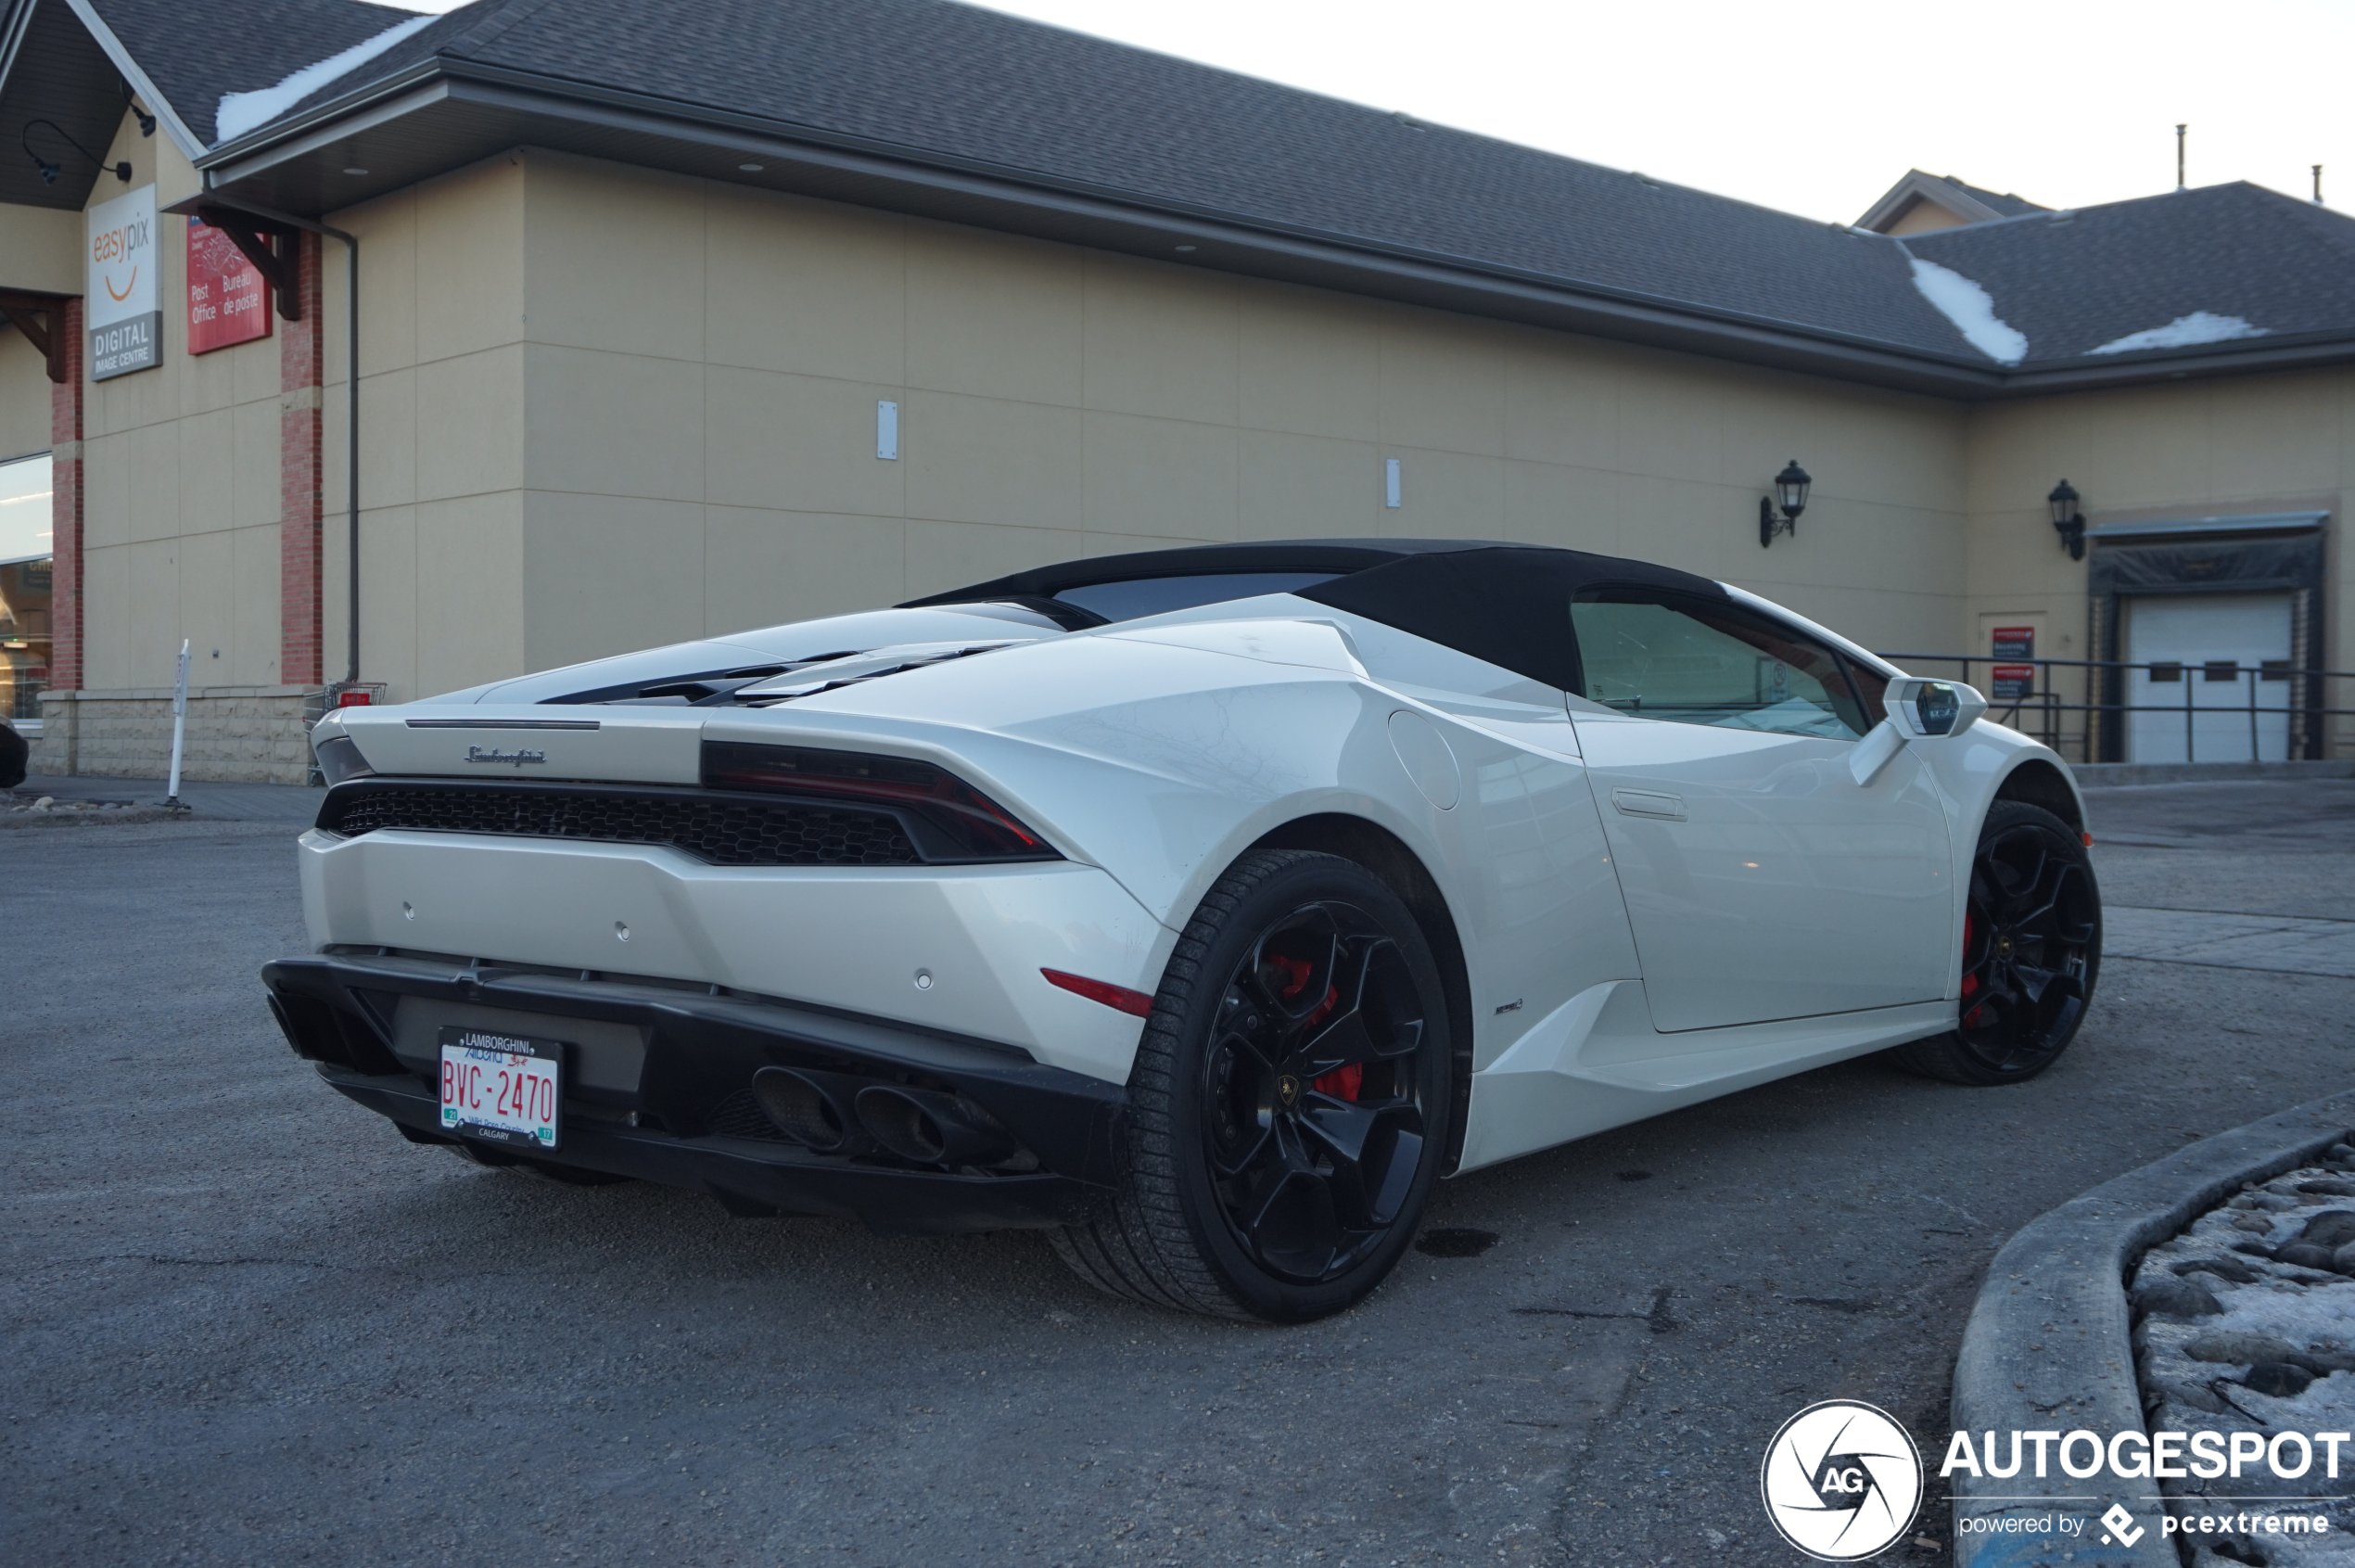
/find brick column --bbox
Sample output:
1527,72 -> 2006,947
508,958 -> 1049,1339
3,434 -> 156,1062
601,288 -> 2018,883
279,232 -> 325,687
49,296 -> 84,693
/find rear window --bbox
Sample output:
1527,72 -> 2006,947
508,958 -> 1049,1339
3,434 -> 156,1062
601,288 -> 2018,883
1054,571 -> 1339,624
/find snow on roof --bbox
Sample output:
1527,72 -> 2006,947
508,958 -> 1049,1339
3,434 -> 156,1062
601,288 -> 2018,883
2088,311 -> 2272,356
1903,257 -> 2029,365
213,12 -> 437,144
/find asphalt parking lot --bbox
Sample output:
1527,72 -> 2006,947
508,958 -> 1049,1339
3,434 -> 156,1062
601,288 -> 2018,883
6,777 -> 2354,1566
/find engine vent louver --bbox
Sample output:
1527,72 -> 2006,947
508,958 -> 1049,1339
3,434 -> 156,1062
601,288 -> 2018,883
321,783 -> 922,867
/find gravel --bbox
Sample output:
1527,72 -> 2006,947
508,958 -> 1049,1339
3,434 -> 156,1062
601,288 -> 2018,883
2133,1165 -> 2355,1564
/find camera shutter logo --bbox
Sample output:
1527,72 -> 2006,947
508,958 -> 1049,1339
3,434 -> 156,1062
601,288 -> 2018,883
1760,1400 -> 1923,1561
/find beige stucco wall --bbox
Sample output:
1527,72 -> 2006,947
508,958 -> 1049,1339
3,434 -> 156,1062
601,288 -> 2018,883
1963,366 -> 2355,755
71,109 -> 287,695
57,137 -> 2353,776
0,201 -> 82,295
317,152 -> 528,704
320,147 -> 1972,701
0,200 -> 75,466
1884,200 -> 1973,238
0,325 -> 47,463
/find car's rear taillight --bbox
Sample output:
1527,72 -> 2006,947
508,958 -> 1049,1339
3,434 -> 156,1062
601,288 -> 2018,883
700,741 -> 1057,862
313,733 -> 377,787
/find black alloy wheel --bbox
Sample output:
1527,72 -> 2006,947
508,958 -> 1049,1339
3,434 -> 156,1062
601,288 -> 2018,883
1052,849 -> 1454,1320
1201,904 -> 1432,1283
1892,800 -> 2101,1086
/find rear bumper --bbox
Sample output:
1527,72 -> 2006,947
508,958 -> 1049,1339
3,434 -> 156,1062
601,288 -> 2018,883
294,828 -> 1166,1083
262,950 -> 1127,1233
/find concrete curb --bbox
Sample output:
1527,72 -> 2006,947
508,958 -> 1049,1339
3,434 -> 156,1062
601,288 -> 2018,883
0,805 -> 184,831
2075,760 -> 2355,788
1951,1088 -> 2355,1568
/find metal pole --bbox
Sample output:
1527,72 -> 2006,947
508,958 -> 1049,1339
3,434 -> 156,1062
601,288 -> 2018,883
2184,665 -> 2196,762
164,638 -> 188,809
2248,667 -> 2260,760
342,234 -> 358,684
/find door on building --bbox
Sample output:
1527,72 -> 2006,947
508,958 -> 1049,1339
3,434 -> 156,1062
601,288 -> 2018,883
1567,588 -> 1954,1033
2125,593 -> 2293,762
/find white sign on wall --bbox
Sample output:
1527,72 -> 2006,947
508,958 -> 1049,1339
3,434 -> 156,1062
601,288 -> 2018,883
87,184 -> 159,380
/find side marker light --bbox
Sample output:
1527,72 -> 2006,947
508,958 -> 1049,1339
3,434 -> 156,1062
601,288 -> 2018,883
1041,968 -> 1153,1018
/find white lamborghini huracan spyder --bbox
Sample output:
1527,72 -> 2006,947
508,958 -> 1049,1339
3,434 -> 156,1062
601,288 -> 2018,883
267,541 -> 2100,1320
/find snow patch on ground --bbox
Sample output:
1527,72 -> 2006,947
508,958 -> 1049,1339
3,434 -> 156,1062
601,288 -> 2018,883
2135,1167 -> 2355,1566
2090,312 -> 2272,355
1906,258 -> 2029,365
214,14 -> 438,145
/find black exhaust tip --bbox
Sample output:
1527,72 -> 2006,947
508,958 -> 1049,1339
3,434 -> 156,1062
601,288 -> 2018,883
752,1066 -> 875,1154
853,1084 -> 1018,1166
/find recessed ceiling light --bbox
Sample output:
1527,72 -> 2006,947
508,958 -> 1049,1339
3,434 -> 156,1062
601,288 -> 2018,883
1174,244 -> 1197,252
342,167 -> 367,176
739,162 -> 764,172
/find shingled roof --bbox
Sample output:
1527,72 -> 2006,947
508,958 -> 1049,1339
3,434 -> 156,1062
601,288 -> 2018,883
0,0 -> 423,207
12,0 -> 2354,397
1903,183 -> 2355,367
89,0 -> 424,149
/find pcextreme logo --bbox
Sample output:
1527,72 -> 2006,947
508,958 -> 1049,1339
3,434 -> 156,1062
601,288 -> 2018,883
1760,1401 -> 1925,1562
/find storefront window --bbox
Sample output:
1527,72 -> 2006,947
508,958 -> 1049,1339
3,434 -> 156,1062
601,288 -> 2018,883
0,453 -> 54,726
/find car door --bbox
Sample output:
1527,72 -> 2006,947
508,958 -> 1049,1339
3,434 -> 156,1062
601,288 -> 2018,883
1565,587 -> 1953,1033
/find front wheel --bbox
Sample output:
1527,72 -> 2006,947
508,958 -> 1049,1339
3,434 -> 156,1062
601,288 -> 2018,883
1052,849 -> 1455,1321
1890,799 -> 2102,1086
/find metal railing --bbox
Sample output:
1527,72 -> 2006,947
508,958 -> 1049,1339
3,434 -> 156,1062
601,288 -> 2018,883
1873,653 -> 2355,766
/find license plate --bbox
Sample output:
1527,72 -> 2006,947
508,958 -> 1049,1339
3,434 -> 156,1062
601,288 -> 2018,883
438,1026 -> 563,1150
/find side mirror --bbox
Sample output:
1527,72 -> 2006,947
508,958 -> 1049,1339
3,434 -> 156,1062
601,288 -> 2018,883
1850,678 -> 1988,785
1885,678 -> 1987,740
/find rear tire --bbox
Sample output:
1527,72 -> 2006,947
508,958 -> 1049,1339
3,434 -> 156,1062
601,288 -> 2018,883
1890,799 -> 2101,1086
1051,850 -> 1454,1321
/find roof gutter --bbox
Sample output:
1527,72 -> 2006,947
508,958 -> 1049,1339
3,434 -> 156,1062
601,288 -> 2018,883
193,59 -> 2355,403
194,60 -> 2018,396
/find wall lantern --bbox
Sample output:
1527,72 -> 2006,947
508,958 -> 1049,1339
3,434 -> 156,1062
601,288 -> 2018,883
2047,479 -> 2087,561
1758,459 -> 1811,547
20,119 -> 130,185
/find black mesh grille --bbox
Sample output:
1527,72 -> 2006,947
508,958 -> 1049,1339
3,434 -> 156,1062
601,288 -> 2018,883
324,785 -> 921,867
706,1088 -> 796,1142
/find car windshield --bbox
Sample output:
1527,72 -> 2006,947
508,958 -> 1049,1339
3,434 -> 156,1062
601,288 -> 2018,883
1053,571 -> 1340,623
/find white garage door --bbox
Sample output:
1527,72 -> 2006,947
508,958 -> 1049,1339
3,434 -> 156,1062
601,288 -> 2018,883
2126,593 -> 2293,762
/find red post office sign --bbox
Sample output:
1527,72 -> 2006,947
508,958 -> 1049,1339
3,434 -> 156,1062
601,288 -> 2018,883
1990,665 -> 2036,700
1990,626 -> 2035,660
186,216 -> 272,355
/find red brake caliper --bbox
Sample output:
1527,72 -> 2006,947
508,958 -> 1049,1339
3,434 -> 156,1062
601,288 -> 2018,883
1272,960 -> 1361,1102
1313,1063 -> 1363,1102
1305,984 -> 1359,1101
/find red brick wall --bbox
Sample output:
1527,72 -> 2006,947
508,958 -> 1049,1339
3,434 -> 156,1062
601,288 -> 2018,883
279,232 -> 325,687
49,297 -> 84,694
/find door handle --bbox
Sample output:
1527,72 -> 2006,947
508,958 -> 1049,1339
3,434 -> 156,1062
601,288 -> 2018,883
1610,788 -> 1687,821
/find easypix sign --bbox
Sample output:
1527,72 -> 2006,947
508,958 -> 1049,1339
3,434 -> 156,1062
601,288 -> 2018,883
88,185 -> 159,380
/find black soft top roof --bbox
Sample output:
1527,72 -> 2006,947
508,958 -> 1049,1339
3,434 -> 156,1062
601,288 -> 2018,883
903,539 -> 1726,694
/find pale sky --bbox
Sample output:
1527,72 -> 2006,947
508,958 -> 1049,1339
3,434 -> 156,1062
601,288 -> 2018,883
380,0 -> 2351,225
